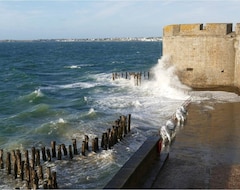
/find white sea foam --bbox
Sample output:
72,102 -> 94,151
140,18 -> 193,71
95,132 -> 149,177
64,65 -> 81,69
141,56 -> 191,100
88,108 -> 95,115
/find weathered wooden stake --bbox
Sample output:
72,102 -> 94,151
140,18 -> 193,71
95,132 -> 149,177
57,145 -> 61,160
101,133 -> 107,150
0,149 -> 3,169
62,144 -> 68,156
24,150 -> 30,166
92,139 -> 96,152
32,169 -> 39,189
82,141 -> 86,156
52,171 -> 58,189
41,147 -> 47,162
25,162 -> 30,183
68,145 -> 73,159
107,128 -> 113,149
30,159 -> 35,170
38,165 -> 43,181
112,126 -> 118,144
114,126 -> 119,143
46,148 -> 51,162
16,149 -> 22,176
51,141 -> 56,158
84,135 -> 89,151
6,152 -> 11,175
118,125 -> 123,141
72,139 -> 78,155
127,114 -> 131,132
20,160 -> 25,180
95,137 -> 99,151
35,149 -> 40,166
120,115 -> 127,136
31,147 -> 36,166
13,156 -> 17,179
47,167 -> 52,189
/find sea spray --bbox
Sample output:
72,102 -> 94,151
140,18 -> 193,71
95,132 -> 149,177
141,55 -> 191,100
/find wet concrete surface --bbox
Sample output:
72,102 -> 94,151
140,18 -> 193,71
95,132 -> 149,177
151,101 -> 240,188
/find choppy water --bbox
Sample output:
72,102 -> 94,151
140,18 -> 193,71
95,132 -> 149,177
1,41 -> 239,189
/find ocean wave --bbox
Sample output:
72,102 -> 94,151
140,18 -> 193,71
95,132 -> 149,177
56,82 -> 97,89
18,89 -> 44,103
11,103 -> 51,120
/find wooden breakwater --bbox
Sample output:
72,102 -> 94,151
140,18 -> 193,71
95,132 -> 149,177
0,114 -> 131,189
112,71 -> 150,86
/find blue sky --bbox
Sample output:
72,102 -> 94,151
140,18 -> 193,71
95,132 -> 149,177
0,0 -> 239,40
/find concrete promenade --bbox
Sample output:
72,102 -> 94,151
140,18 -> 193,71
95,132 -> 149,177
151,101 -> 240,188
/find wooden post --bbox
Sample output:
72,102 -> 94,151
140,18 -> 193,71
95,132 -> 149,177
101,133 -> 108,150
6,152 -> 11,175
118,124 -> 123,141
47,167 -> 52,189
69,145 -> 73,159
31,147 -> 36,166
0,149 -> 3,169
51,141 -> 56,158
38,165 -> 43,181
114,126 -> 118,143
120,115 -> 127,136
127,114 -> 131,132
85,135 -> 89,151
16,149 -> 21,177
35,149 -> 40,166
112,73 -> 115,81
52,171 -> 58,189
82,141 -> 86,156
46,148 -> 51,162
62,144 -> 68,156
30,159 -> 35,170
95,137 -> 99,151
41,147 -> 47,162
25,162 -> 30,185
112,126 -> 117,145
57,145 -> 61,160
20,160 -> 25,180
11,150 -> 16,164
13,155 -> 17,179
72,139 -> 78,155
92,138 -> 96,152
24,150 -> 30,166
107,128 -> 113,149
32,169 -> 39,189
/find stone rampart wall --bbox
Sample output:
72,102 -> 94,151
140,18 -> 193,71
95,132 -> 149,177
163,23 -> 240,91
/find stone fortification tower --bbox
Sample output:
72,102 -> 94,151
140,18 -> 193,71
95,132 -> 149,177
163,23 -> 240,92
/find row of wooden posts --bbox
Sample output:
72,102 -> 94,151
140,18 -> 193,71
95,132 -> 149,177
0,114 -> 131,189
0,149 -> 57,189
112,71 -> 150,86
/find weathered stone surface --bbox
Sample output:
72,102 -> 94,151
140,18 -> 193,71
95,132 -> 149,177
163,23 -> 240,92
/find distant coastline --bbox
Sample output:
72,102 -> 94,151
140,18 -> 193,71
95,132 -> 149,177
0,37 -> 162,43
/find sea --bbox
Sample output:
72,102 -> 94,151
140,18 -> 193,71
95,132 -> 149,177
0,41 -> 240,189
